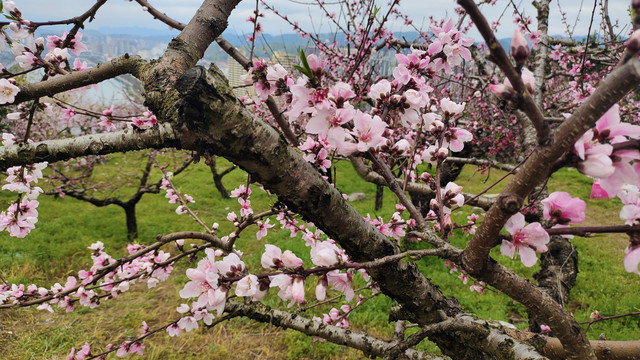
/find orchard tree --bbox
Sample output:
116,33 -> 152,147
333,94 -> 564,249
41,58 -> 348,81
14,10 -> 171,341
1,0 -> 640,359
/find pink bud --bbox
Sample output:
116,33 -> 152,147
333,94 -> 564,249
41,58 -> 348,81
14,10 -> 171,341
511,29 -> 530,65
488,83 -> 514,101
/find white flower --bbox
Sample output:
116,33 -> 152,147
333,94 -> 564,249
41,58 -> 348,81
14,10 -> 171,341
0,78 -> 19,104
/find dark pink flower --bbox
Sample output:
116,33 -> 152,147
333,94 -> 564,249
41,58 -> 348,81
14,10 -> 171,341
542,192 -> 586,225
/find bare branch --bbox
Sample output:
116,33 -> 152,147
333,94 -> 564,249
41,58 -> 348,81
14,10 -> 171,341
225,300 -> 442,359
0,123 -> 177,170
133,0 -> 187,30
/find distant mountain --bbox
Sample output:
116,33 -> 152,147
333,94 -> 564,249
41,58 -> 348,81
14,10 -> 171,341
95,26 -> 179,38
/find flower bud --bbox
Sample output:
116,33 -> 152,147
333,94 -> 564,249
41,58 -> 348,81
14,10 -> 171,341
627,29 -> 640,53
511,29 -> 530,66
488,83 -> 514,101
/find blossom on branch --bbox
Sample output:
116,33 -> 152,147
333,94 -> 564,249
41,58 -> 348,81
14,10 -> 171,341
500,213 -> 549,267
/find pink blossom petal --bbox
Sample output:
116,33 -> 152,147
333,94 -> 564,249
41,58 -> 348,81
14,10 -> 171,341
624,247 -> 640,274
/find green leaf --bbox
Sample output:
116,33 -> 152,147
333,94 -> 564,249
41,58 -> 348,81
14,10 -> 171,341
297,49 -> 314,79
293,65 -> 312,79
372,6 -> 380,18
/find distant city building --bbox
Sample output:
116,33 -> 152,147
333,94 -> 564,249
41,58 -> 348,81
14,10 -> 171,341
227,50 -> 254,98
270,50 -> 298,71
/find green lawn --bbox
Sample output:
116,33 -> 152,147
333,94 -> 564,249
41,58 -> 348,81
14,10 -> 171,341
0,152 -> 638,359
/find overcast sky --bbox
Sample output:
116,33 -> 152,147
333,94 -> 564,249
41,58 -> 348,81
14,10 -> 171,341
13,0 -> 634,39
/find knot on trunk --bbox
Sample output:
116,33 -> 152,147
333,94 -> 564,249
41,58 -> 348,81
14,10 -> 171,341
497,194 -> 522,214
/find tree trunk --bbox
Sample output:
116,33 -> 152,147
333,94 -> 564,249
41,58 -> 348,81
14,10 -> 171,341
375,184 -> 384,211
123,204 -> 138,240
207,155 -> 230,198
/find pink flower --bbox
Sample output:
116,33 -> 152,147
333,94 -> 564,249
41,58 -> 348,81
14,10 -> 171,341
166,323 -> 181,337
624,246 -> 640,274
368,79 -> 391,100
590,180 -> 609,199
74,342 -> 91,359
261,244 -> 283,269
500,213 -> 549,267
315,276 -> 328,301
230,184 -> 251,198
590,310 -> 602,320
269,274 -> 304,306
177,316 -> 199,332
352,112 -> 386,153
488,83 -> 514,101
256,219 -> 274,240
574,132 -> 615,178
593,105 -> 640,141
305,54 -> 327,73
542,192 -> 586,225
445,127 -> 473,152
326,271 -> 354,302
235,274 -> 267,301
540,324 -> 551,333
216,253 -> 245,277
179,250 -> 220,307
282,250 -> 304,268
440,98 -> 465,117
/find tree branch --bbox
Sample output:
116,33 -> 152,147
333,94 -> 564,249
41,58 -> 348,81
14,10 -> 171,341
224,300 -> 441,359
10,55 -> 148,105
215,35 -> 300,146
0,123 -> 178,170
457,0 -> 550,144
350,157 -> 495,210
461,57 -> 640,360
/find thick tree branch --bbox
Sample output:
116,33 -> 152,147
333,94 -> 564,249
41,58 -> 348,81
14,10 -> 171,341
133,0 -> 187,30
225,301 -> 440,359
167,65 -> 463,327
461,57 -> 640,360
0,123 -> 177,170
10,55 -> 148,105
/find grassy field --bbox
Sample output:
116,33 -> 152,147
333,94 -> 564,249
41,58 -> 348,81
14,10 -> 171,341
0,152 -> 638,359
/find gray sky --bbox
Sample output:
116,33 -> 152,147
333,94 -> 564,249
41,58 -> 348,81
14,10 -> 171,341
13,0 -> 634,39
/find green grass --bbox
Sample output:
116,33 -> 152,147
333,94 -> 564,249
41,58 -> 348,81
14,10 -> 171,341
0,153 -> 639,359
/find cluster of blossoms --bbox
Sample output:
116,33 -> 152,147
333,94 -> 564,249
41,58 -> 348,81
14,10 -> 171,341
0,134 -> 47,238
444,260 -> 485,294
243,46 -> 475,164
499,192 -> 585,267
573,104 -> 640,197
365,204 -> 413,241
160,172 -> 195,215
1,241 -> 172,313
175,232 -> 365,333
130,110 -> 158,130
313,305 -> 351,332
616,186 -> 640,274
